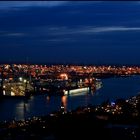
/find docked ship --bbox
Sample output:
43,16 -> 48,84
0,79 -> 34,99
64,78 -> 102,96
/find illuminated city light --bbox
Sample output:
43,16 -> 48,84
64,87 -> 89,95
11,91 -> 15,96
3,90 -> 5,95
60,73 -> 68,80
19,77 -> 23,82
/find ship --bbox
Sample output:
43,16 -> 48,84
64,79 -> 102,96
0,81 -> 34,99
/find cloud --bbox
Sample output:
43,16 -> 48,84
47,26 -> 140,36
0,1 -> 67,9
0,32 -> 25,37
79,26 -> 140,34
6,33 -> 25,37
46,38 -> 75,43
1,26 -> 140,41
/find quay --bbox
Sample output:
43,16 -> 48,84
0,64 -> 106,98
0,76 -> 102,98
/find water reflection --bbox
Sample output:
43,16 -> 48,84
61,96 -> 67,112
14,101 -> 25,120
85,93 -> 91,106
1,76 -> 140,121
62,88 -> 92,111
46,96 -> 50,103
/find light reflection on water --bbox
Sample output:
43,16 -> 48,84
61,96 -> 67,111
1,76 -> 140,121
14,101 -> 25,120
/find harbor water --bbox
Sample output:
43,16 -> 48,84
0,75 -> 140,121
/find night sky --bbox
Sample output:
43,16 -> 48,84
0,1 -> 140,65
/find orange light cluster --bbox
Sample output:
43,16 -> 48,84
60,73 -> 68,80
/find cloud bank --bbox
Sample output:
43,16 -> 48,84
47,26 -> 140,36
0,1 -> 67,9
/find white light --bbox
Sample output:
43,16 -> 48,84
64,91 -> 68,95
11,91 -> 15,96
19,77 -> 23,81
3,90 -> 5,95
24,79 -> 27,83
60,73 -> 68,80
64,87 -> 89,95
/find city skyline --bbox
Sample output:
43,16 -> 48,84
0,1 -> 140,64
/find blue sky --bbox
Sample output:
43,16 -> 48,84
0,1 -> 140,65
